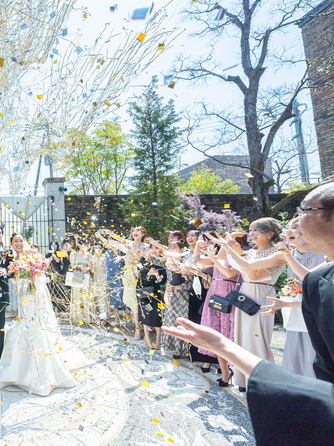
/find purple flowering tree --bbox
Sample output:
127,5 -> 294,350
179,191 -> 243,233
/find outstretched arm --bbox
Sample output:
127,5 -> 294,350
162,318 -> 261,378
282,251 -> 326,281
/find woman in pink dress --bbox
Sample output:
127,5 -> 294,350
196,235 -> 247,387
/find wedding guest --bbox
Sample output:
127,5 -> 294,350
137,243 -> 167,349
209,218 -> 286,391
163,318 -> 334,446
280,218 -> 323,377
91,242 -> 109,321
58,238 -> 73,309
70,239 -> 93,323
96,231 -> 126,326
0,226 -> 12,357
263,182 -> 334,384
46,241 -> 64,312
8,234 -> 20,318
104,227 -> 150,340
198,235 -> 247,386
142,241 -> 193,358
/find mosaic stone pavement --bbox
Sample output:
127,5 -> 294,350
0,327 -> 256,446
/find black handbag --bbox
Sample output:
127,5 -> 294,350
225,290 -> 261,316
136,286 -> 154,301
209,295 -> 232,313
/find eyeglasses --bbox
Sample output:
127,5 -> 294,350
297,206 -> 334,215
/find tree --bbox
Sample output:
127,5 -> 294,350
62,121 -> 133,195
120,76 -> 184,240
180,163 -> 240,194
177,0 -> 318,217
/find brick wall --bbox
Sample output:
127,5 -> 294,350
65,193 -> 305,232
299,1 -> 334,179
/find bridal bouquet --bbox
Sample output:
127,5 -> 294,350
8,252 -> 47,293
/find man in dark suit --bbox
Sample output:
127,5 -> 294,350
296,182 -> 334,384
0,225 -> 14,357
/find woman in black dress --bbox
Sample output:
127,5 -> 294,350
137,244 -> 167,349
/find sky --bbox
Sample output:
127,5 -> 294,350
4,0 -> 321,195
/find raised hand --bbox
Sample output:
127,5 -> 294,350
226,239 -> 243,255
162,318 -> 224,352
261,296 -> 284,316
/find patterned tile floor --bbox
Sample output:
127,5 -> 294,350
0,321 -> 270,446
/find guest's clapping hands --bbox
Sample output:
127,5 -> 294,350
261,296 -> 284,316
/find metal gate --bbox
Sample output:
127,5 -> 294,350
0,197 -> 50,253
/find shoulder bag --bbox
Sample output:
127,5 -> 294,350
225,280 -> 274,316
208,277 -> 241,314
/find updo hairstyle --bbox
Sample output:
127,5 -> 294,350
249,218 -> 282,244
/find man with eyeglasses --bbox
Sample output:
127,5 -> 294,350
295,182 -> 334,384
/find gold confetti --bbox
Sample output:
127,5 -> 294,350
22,300 -> 29,305
58,347 -> 63,351
21,350 -> 25,353
78,320 -> 84,325
77,403 -> 82,407
244,173 -> 254,178
152,418 -> 160,423
158,43 -> 165,50
167,439 -> 175,443
37,94 -> 43,99
157,303 -> 165,310
141,380 -> 150,388
137,33 -> 146,42
156,432 -> 164,437
149,349 -> 155,355
224,204 -> 230,209
173,359 -> 180,368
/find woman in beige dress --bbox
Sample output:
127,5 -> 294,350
70,240 -> 93,324
209,218 -> 286,392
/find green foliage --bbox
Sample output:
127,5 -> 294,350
120,76 -> 183,241
180,164 -> 241,194
277,211 -> 290,229
24,225 -> 35,242
61,121 -> 133,195
283,181 -> 310,194
121,174 -> 187,241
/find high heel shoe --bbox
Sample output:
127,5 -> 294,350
201,365 -> 211,373
217,366 -> 234,387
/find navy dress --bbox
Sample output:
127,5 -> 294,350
106,249 -> 125,311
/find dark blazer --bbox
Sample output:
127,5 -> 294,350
247,360 -> 334,446
302,264 -> 334,384
0,248 -> 14,304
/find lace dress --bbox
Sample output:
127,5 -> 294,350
0,276 -> 87,396
232,247 -> 285,388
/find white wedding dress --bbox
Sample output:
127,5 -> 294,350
0,276 -> 87,396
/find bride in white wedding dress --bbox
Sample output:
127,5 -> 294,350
0,234 -> 87,396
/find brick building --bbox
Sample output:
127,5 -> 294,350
179,155 -> 275,194
298,0 -> 334,179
